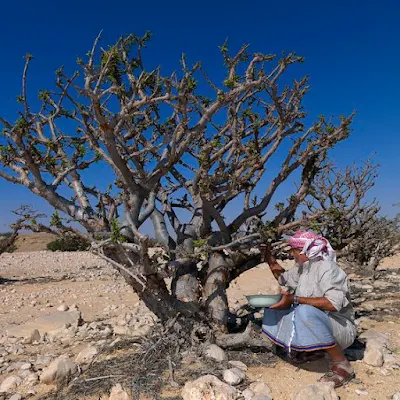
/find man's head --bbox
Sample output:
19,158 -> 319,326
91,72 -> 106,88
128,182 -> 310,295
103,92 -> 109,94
288,230 -> 336,263
289,247 -> 309,265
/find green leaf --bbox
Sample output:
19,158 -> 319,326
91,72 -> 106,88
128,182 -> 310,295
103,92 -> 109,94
110,218 -> 125,243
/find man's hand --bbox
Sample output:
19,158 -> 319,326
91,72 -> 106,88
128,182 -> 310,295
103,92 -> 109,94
260,243 -> 275,264
261,243 -> 285,280
269,293 -> 294,310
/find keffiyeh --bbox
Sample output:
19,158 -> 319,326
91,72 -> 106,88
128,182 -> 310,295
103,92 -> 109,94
289,230 -> 336,262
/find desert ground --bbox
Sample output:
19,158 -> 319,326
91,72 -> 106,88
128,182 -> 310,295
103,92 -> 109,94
0,234 -> 399,400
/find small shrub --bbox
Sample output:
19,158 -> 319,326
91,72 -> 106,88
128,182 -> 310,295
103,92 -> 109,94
47,235 -> 90,252
0,232 -> 13,238
0,232 -> 18,254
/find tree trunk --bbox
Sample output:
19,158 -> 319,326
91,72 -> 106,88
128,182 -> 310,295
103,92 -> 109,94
202,252 -> 230,332
103,247 -> 204,325
98,246 -> 276,353
171,259 -> 200,303
101,245 -> 270,347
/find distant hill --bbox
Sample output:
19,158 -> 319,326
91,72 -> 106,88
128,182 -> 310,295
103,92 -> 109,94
12,232 -> 57,252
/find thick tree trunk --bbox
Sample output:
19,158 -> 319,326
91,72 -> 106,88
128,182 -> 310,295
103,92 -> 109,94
202,252 -> 230,332
99,246 -> 276,353
102,247 -> 204,325
171,259 -> 200,303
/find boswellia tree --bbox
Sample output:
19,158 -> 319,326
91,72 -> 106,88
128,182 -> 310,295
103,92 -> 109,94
0,33 -> 378,342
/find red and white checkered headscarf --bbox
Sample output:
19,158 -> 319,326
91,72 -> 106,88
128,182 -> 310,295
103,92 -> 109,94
289,230 -> 336,262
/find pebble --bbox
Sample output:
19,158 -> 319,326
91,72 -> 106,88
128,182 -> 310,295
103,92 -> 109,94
204,344 -> 228,362
228,360 -> 248,371
355,388 -> 369,396
223,368 -> 245,385
19,362 -> 31,370
57,304 -> 69,312
249,382 -> 273,398
75,345 -> 98,364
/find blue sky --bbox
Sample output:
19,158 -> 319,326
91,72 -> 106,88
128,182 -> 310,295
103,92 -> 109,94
0,0 -> 399,231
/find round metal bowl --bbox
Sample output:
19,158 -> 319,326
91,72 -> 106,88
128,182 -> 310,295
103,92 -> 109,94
246,294 -> 282,308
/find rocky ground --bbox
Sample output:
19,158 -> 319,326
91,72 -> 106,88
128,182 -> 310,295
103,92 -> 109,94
0,248 -> 399,400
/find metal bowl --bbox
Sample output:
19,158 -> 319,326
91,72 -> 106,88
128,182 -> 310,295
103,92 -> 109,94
246,294 -> 282,308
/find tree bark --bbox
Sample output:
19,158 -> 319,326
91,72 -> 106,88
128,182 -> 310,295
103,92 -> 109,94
171,259 -> 200,303
202,252 -> 230,332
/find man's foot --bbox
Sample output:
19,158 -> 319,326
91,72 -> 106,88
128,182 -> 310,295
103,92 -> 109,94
318,360 -> 355,388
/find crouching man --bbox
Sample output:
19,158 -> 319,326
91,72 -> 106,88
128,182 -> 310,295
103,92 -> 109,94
262,231 -> 356,388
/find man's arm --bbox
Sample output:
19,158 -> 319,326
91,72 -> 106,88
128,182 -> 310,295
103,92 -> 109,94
270,293 -> 337,311
298,296 -> 337,311
261,244 -> 285,280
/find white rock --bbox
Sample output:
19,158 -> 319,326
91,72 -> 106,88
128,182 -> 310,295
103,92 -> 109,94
20,362 -> 31,371
40,355 -> 78,385
292,382 -> 338,400
0,375 -> 22,393
9,394 -> 23,400
242,388 -> 255,400
249,382 -> 273,398
109,383 -> 130,400
363,339 -> 384,367
182,375 -> 238,400
112,326 -> 132,336
360,329 -> 390,367
76,345 -> 98,364
204,344 -> 228,362
228,360 -> 248,371
223,368 -> 245,385
57,304 -> 69,312
355,388 -> 369,396
392,392 -> 400,400
26,329 -> 41,344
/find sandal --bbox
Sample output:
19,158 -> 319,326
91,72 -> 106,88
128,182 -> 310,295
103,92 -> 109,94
289,350 -> 326,365
318,363 -> 355,388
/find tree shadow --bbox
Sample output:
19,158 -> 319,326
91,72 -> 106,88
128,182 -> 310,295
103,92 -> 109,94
0,277 -> 19,285
0,276 -> 68,286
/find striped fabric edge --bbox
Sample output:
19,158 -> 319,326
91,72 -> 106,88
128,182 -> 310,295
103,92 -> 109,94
261,329 -> 336,352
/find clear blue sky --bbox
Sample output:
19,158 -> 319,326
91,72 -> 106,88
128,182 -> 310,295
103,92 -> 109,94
0,0 -> 399,231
